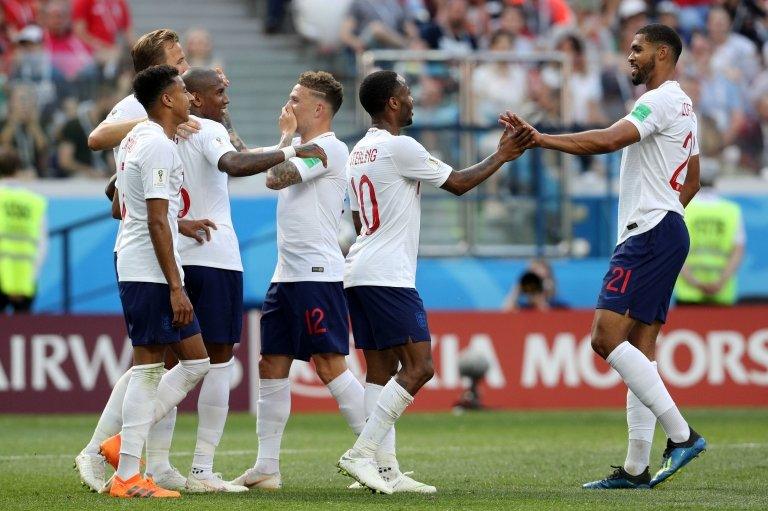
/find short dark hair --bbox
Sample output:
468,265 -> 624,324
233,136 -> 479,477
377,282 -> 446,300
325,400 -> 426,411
637,23 -> 683,63
298,70 -> 343,115
182,67 -> 219,95
131,29 -> 179,74
133,64 -> 179,111
359,70 -> 401,117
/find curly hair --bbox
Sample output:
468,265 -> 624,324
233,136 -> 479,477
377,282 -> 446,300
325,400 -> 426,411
358,70 -> 400,117
133,64 -> 179,111
298,71 -> 344,115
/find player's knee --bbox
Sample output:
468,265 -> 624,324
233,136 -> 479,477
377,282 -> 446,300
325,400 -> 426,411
590,334 -> 610,359
314,362 -> 341,385
414,358 -> 434,386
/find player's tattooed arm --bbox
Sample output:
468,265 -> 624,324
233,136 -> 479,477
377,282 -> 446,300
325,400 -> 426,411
220,109 -> 248,152
265,159 -> 303,190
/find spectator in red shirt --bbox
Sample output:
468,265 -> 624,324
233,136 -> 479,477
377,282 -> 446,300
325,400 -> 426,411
42,0 -> 97,90
2,0 -> 38,35
71,0 -> 132,75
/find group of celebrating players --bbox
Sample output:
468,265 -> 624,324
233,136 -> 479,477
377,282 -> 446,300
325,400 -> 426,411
74,21 -> 707,498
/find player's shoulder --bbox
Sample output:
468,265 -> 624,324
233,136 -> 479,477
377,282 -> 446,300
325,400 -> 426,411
315,132 -> 350,157
106,94 -> 146,123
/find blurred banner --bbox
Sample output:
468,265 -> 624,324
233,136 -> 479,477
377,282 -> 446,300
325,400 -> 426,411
1,307 -> 767,413
0,315 -> 254,413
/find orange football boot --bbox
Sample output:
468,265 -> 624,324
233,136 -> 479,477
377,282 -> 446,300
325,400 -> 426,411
99,434 -> 144,470
109,473 -> 181,498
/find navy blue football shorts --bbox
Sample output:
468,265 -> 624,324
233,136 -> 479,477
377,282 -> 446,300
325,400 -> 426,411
346,286 -> 431,350
596,212 -> 689,325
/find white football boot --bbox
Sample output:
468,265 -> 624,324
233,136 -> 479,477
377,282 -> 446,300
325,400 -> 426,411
229,468 -> 282,489
74,450 -> 106,492
349,468 -> 437,494
337,450 -> 392,494
185,471 -> 249,493
150,466 -> 187,491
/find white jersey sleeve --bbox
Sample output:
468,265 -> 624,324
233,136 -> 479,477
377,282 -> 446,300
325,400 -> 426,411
391,136 -> 452,187
623,89 -> 672,140
104,95 -> 146,125
291,155 -> 329,183
141,141 -> 176,201
197,117 -> 236,167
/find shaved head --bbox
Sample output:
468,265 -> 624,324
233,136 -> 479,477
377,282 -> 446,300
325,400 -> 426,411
182,67 -> 220,94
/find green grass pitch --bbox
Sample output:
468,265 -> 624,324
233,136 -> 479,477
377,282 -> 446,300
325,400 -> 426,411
1,408 -> 766,510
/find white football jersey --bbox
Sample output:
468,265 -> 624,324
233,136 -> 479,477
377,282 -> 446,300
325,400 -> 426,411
106,94 -> 146,253
115,121 -> 185,283
175,116 -> 243,272
344,128 -> 452,288
272,132 -> 349,283
618,80 -> 699,245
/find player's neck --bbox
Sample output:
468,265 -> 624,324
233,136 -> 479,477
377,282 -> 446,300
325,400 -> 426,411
645,69 -> 676,91
371,118 -> 400,136
148,112 -> 179,140
299,121 -> 332,144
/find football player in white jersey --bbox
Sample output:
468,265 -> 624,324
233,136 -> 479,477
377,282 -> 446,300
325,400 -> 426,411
108,64 -> 210,499
504,24 -> 706,490
337,70 -> 533,494
76,29 -> 216,493
173,67 -> 328,492
229,71 -> 369,491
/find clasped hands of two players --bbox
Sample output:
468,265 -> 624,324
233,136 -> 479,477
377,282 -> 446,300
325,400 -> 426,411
496,111 -> 540,159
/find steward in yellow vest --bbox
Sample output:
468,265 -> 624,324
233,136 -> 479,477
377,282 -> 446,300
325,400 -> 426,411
675,191 -> 744,306
0,151 -> 48,313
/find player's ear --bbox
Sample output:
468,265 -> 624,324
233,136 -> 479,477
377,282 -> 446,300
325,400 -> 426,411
161,91 -> 173,108
657,43 -> 668,61
189,91 -> 202,108
388,96 -> 399,111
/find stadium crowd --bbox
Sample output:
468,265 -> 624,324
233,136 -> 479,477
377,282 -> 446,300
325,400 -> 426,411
295,0 -> 768,179
3,0 -> 768,179
0,0 -> 221,179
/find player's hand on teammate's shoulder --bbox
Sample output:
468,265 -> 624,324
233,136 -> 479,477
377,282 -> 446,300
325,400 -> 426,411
295,143 -> 328,168
170,287 -> 194,328
179,218 -> 217,244
279,102 -> 297,136
176,118 -> 202,140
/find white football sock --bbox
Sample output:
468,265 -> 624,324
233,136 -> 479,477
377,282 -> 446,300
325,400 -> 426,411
365,382 -> 398,470
84,367 -> 132,454
326,370 -> 365,435
624,361 -> 657,476
117,362 -> 164,480
153,358 -> 210,422
352,379 -> 413,459
191,358 -> 233,475
255,378 -> 290,475
145,406 -> 176,476
607,342 -> 689,443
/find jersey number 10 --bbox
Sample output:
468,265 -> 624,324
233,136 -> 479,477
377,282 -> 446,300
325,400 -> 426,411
351,175 -> 380,234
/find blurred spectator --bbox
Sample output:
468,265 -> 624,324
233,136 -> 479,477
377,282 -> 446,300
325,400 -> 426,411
42,0 -> 98,96
719,0 -> 766,49
55,87 -> 116,178
686,31 -> 746,152
72,0 -> 133,77
293,0 -> 354,52
184,28 -> 223,69
707,6 -> 759,86
9,24 -> 64,122
472,30 -> 530,124
675,158 -> 745,306
339,0 -> 420,54
420,0 -> 479,54
673,0 -> 711,37
556,33 -> 605,127
0,145 -> 47,314
265,0 -> 290,34
656,1 -> 680,35
516,0 -> 575,37
503,259 -> 565,311
493,5 -> 534,53
2,0 -> 38,36
0,83 -> 49,177
736,94 -> 768,173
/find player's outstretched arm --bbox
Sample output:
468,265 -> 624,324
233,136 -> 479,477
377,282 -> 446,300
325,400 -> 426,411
501,112 -> 640,156
679,154 -> 701,208
217,143 -> 326,179
441,124 -> 533,196
147,198 -> 193,327
88,118 -> 146,151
